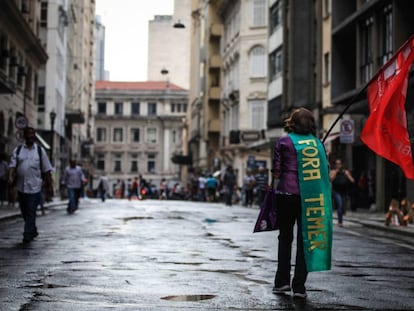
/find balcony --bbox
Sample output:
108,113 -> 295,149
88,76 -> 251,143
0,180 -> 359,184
66,109 -> 85,124
209,23 -> 223,38
209,54 -> 222,68
209,86 -> 221,99
208,119 -> 220,133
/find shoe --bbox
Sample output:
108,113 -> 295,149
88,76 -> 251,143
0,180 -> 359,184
293,292 -> 307,299
272,285 -> 291,294
22,238 -> 31,243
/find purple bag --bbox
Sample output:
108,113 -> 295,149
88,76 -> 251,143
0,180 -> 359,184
253,179 -> 278,233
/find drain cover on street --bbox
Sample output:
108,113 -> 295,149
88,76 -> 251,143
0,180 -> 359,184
161,294 -> 216,301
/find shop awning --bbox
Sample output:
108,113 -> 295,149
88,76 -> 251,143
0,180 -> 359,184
35,132 -> 50,150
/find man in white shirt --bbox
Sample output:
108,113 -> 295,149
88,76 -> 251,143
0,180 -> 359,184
8,127 -> 53,243
62,159 -> 85,214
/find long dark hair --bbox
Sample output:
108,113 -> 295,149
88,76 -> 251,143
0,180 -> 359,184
284,108 -> 316,136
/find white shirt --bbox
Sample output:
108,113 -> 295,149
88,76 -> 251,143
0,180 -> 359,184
62,165 -> 85,188
9,143 -> 53,194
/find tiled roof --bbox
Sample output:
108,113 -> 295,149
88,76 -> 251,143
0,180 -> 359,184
95,80 -> 185,91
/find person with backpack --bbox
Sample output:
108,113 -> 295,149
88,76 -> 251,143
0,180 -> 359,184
8,127 -> 53,243
62,159 -> 85,213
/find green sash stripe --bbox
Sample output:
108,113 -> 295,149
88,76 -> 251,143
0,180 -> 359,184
289,133 -> 333,272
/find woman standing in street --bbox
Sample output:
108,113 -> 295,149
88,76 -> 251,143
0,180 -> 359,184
272,108 -> 332,299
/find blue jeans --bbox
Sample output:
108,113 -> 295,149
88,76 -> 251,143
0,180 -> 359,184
332,191 -> 344,224
18,191 -> 42,240
67,188 -> 81,212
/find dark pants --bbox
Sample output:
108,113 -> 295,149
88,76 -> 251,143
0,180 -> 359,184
67,188 -> 81,212
274,194 -> 308,293
256,189 -> 266,208
18,191 -> 42,241
225,185 -> 233,206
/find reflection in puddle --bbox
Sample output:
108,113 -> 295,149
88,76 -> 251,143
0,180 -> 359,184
161,294 -> 216,301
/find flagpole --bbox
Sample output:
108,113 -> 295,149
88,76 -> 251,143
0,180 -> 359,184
321,83 -> 369,144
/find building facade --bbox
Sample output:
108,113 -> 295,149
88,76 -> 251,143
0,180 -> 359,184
94,81 -> 188,193
327,0 -> 414,211
0,0 -> 48,155
147,0 -> 191,89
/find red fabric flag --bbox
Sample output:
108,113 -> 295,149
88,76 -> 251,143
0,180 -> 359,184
360,35 -> 414,180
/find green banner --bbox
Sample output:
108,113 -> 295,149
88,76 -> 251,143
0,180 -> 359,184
289,133 -> 333,272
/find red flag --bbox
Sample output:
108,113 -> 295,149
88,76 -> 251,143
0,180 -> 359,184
360,35 -> 414,180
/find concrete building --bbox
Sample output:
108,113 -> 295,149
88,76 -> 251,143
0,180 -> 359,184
64,0 -> 96,183
94,15 -> 107,81
188,0 -> 269,186
37,0 -> 69,185
326,0 -> 414,211
219,0 -> 269,185
94,81 -> 188,194
147,0 -> 191,89
0,0 -> 48,155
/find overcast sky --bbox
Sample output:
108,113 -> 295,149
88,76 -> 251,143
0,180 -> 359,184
95,0 -> 174,81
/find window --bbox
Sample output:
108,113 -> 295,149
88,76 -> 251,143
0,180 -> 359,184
148,102 -> 157,116
131,102 -> 140,115
113,128 -> 123,142
270,0 -> 282,34
360,16 -> 374,84
114,102 -> 123,115
172,130 -> 177,143
40,1 -> 48,27
269,48 -> 283,81
97,102 -> 107,114
146,128 -> 157,143
324,0 -> 330,18
96,127 -> 107,142
0,34 -> 8,71
37,86 -> 45,113
113,154 -> 121,172
249,46 -> 267,77
380,4 -> 393,65
130,154 -> 138,172
252,0 -> 266,27
147,154 -> 156,173
131,128 -> 140,143
97,154 -> 105,170
249,100 -> 266,129
323,52 -> 330,85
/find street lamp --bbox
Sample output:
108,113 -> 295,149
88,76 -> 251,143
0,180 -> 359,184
173,20 -> 185,28
161,68 -> 170,89
49,110 -> 56,163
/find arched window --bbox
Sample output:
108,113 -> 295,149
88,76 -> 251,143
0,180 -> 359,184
249,46 -> 267,78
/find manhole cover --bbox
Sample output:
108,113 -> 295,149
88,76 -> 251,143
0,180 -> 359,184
161,294 -> 216,301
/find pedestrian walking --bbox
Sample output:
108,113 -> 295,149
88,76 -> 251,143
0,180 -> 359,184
198,173 -> 206,202
272,108 -> 333,299
159,178 -> 167,200
62,159 -> 85,214
8,127 -> 53,243
128,177 -> 139,200
97,176 -> 109,202
222,166 -> 236,206
254,166 -> 268,208
242,169 -> 255,207
329,158 -> 354,226
205,174 -> 218,202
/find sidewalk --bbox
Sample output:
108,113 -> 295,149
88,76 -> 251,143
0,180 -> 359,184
1,199 -> 414,238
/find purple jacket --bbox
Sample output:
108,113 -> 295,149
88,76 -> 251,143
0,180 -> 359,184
273,134 -> 300,195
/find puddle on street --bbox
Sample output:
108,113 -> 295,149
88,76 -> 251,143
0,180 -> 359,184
22,283 -> 68,288
161,294 -> 216,301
